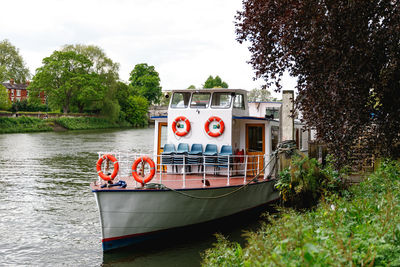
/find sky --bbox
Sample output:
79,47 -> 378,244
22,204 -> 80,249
0,0 -> 295,96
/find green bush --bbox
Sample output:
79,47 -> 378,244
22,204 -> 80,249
125,95 -> 149,127
11,99 -> 48,112
274,155 -> 347,208
0,116 -> 52,133
202,160 -> 400,266
55,117 -> 120,130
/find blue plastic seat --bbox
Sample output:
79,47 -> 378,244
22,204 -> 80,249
188,144 -> 203,155
174,143 -> 189,172
162,144 -> 176,154
187,144 -> 203,172
176,143 -> 189,154
174,143 -> 189,169
218,145 -> 233,168
219,145 -> 233,155
204,144 -> 218,165
161,144 -> 176,165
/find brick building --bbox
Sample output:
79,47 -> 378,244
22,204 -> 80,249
2,79 -> 45,104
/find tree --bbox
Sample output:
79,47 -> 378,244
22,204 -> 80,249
236,0 -> 400,167
125,95 -> 149,127
248,88 -> 273,102
187,85 -> 196,89
0,39 -> 30,83
129,63 -> 162,105
62,44 -> 119,78
203,75 -> 228,88
62,44 -> 120,115
115,81 -> 131,112
29,51 -> 103,113
0,84 -> 11,110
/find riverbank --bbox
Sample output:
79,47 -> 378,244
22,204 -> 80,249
202,160 -> 400,266
0,116 -> 132,134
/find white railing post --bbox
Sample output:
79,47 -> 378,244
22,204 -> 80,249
244,155 -> 248,184
203,155 -> 206,187
227,155 -> 230,186
182,155 -> 186,189
159,155 -> 163,184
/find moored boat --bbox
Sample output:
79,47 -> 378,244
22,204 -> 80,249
91,88 -> 306,251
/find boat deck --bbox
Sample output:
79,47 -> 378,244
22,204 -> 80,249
91,172 -> 272,191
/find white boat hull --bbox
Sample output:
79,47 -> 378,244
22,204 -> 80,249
93,180 -> 279,251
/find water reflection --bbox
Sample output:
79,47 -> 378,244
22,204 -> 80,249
102,206 -> 271,267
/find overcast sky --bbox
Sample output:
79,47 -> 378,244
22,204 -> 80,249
0,0 -> 295,96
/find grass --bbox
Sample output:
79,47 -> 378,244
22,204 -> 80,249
0,116 -> 53,133
202,160 -> 400,266
0,116 -> 133,134
54,117 -> 126,130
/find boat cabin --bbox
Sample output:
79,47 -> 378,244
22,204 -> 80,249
152,89 -> 307,179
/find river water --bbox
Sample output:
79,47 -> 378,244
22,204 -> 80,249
0,128 -> 268,266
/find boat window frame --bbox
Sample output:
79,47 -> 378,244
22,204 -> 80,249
170,92 -> 191,109
233,94 -> 245,110
210,92 -> 233,109
190,92 -> 211,109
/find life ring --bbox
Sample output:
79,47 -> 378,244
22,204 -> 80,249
172,116 -> 191,137
205,116 -> 225,137
96,154 -> 119,181
132,156 -> 156,185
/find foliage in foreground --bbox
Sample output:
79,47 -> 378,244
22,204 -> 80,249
202,160 -> 400,266
275,156 -> 348,208
0,116 -> 52,133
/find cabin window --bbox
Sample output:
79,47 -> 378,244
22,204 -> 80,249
16,90 -> 21,96
233,94 -> 245,109
190,93 -> 211,108
211,92 -> 232,108
160,124 -> 168,150
171,92 -> 191,108
271,126 -> 279,151
265,108 -> 279,119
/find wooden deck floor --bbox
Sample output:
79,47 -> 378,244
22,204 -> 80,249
91,172 -> 270,191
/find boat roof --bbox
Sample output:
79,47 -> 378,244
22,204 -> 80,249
168,88 -> 248,94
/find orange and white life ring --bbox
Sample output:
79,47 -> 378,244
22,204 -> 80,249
172,116 -> 191,137
96,154 -> 119,181
131,156 -> 156,185
205,116 -> 225,137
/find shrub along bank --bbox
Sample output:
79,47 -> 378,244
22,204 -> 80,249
202,160 -> 400,266
0,116 -> 52,133
0,116 -> 132,134
54,117 -> 129,130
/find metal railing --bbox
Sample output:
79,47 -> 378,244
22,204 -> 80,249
97,152 -> 273,188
